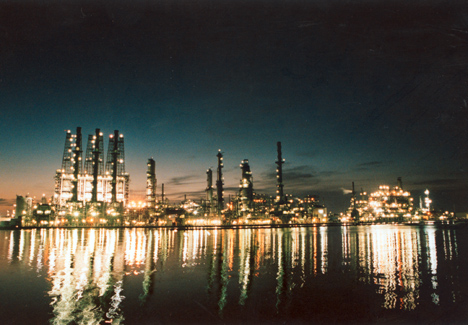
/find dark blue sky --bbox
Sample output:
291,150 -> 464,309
1,0 -> 468,215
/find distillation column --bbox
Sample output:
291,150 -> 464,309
146,158 -> 157,208
216,150 -> 224,214
275,141 -> 285,204
351,181 -> 359,221
239,159 -> 253,217
161,183 -> 165,205
206,168 -> 214,215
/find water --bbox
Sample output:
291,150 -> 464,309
1,225 -> 467,324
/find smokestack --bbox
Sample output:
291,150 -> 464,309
397,177 -> 403,189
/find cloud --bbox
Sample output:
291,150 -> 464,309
319,170 -> 341,177
168,175 -> 198,186
0,198 -> 15,205
0,198 -> 16,214
284,166 -> 316,181
168,189 -> 207,200
358,161 -> 384,167
353,161 -> 385,172
258,165 -> 335,197
411,178 -> 463,190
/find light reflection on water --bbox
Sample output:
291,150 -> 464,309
0,225 -> 467,323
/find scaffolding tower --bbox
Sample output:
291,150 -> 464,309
106,130 -> 127,203
71,127 -> 83,202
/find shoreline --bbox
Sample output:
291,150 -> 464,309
1,219 -> 466,230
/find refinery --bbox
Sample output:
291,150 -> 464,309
3,128 -> 458,228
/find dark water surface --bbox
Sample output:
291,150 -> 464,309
1,225 -> 467,324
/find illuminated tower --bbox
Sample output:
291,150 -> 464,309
239,159 -> 253,217
275,141 -> 285,204
216,150 -> 224,214
54,128 -> 130,211
90,129 -> 104,202
84,131 -> 104,176
424,189 -> 432,212
61,130 -> 74,173
105,130 -> 128,204
146,158 -> 156,208
54,129 -> 80,206
71,127 -> 83,202
206,168 -> 214,214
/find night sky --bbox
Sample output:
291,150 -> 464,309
1,0 -> 468,215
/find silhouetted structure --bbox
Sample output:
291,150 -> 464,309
239,159 -> 253,217
275,141 -> 285,204
146,158 -> 156,208
216,150 -> 224,214
206,168 -> 214,214
71,127 -> 82,202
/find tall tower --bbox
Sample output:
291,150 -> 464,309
84,132 -> 103,176
61,130 -> 74,173
55,129 -> 74,206
54,129 -> 81,206
146,158 -> 156,208
206,168 -> 214,214
70,127 -> 83,202
216,150 -> 224,214
239,159 -> 253,216
352,181 -> 356,209
110,130 -> 119,202
351,181 -> 359,221
85,129 -> 104,202
105,130 -> 127,203
54,128 -> 130,210
275,141 -> 285,204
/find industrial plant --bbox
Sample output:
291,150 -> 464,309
6,128 -> 456,229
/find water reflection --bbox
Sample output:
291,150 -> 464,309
0,225 -> 465,323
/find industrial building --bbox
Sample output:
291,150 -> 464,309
346,178 -> 414,222
11,129 -> 455,228
54,128 -> 129,207
31,127 -> 131,226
